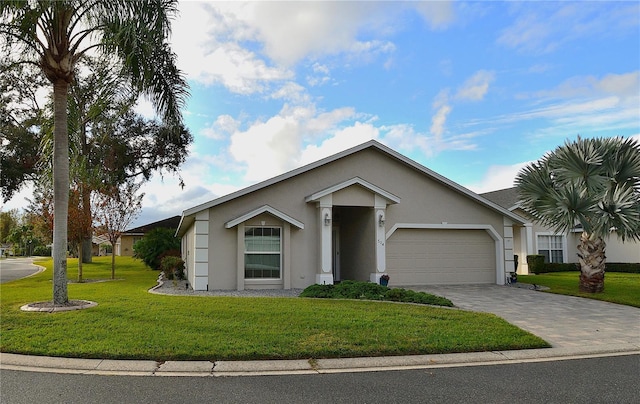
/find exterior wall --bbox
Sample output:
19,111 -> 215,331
604,237 -> 640,263
192,147 -> 513,290
117,234 -> 143,256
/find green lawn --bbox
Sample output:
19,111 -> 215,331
0,257 -> 549,361
518,272 -> 640,308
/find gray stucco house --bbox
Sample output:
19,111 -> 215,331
176,141 -> 527,291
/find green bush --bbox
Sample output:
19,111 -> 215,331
160,256 -> 185,280
299,280 -> 453,307
605,263 -> 640,273
527,255 -> 546,274
542,262 -> 579,273
32,245 -> 51,256
133,228 -> 180,270
298,284 -> 334,298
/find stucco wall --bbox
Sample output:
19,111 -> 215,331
186,147 -> 511,289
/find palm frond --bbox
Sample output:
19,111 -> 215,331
516,136 -> 640,242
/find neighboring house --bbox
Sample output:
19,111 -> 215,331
116,216 -> 181,256
482,187 -> 640,274
1,243 -> 14,257
176,140 -> 526,291
92,234 -> 110,256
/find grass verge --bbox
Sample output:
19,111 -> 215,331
518,272 -> 640,308
1,257 -> 549,361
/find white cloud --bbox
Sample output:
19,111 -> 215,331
430,105 -> 452,140
413,1 -> 456,30
465,161 -> 531,194
299,122 -> 378,165
455,70 -> 495,101
200,115 -> 239,140
497,3 -> 640,55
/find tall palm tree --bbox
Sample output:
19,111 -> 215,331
516,137 -> 640,293
1,0 -> 188,304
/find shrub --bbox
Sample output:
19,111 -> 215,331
299,281 -> 453,307
542,262 -> 579,273
33,245 -> 51,256
605,263 -> 640,273
527,255 -> 546,274
133,228 -> 180,270
160,256 -> 185,280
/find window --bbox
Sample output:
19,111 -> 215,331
244,227 -> 281,279
537,235 -> 564,263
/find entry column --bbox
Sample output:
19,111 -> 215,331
316,195 -> 334,285
370,195 -> 387,284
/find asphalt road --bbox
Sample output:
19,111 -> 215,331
0,258 -> 41,283
1,355 -> 639,404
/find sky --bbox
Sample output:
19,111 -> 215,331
4,1 -> 640,228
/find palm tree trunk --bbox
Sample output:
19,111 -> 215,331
577,232 -> 606,293
52,80 -> 70,305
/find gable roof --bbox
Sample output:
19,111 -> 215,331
225,205 -> 305,229
480,187 -> 521,210
305,177 -> 401,204
177,141 -> 526,235
124,216 -> 181,235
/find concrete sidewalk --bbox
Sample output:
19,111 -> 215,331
2,285 -> 639,376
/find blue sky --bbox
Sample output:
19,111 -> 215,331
5,1 -> 640,228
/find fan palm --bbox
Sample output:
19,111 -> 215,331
516,136 -> 640,292
1,0 -> 188,304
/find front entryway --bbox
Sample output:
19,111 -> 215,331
331,206 -> 375,282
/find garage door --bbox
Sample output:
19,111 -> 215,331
386,228 -> 496,285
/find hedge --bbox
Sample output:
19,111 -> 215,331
605,263 -> 640,273
526,257 -> 640,274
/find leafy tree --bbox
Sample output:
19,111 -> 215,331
516,136 -> 640,293
1,1 -> 188,304
67,187 -> 92,281
0,63 -> 48,201
0,209 -> 20,243
93,180 -> 143,279
133,227 -> 180,270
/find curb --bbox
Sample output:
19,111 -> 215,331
2,344 -> 638,377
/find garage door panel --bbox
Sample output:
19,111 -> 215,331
386,229 -> 496,285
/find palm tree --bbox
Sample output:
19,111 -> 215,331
1,0 -> 188,304
516,137 -> 640,293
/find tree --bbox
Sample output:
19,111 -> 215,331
1,1 -> 188,304
133,227 -> 180,270
93,180 -> 143,279
516,136 -> 640,293
67,187 -> 92,281
0,209 -> 20,243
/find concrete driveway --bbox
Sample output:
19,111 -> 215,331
409,284 -> 640,349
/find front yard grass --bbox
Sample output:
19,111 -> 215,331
0,257 -> 549,361
518,272 -> 640,308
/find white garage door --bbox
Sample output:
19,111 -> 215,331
386,228 -> 496,285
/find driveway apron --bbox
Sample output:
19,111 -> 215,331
409,285 -> 640,348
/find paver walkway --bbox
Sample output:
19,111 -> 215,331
409,284 -> 640,348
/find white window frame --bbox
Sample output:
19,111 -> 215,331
535,232 -> 567,263
244,226 -> 282,279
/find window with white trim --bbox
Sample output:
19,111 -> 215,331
244,227 -> 281,279
537,234 -> 564,263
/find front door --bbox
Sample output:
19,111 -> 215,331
332,226 -> 340,282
